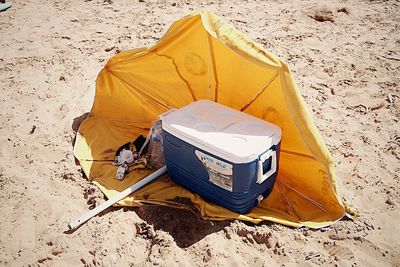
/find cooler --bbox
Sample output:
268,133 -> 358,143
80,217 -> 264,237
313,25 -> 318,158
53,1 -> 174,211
161,100 -> 282,214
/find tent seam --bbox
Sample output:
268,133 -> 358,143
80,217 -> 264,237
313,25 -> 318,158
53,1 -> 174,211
240,71 -> 279,112
153,50 -> 197,102
275,182 -> 302,222
206,33 -> 219,102
109,69 -> 172,112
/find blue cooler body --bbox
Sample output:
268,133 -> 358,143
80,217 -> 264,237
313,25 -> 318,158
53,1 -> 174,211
161,100 -> 282,214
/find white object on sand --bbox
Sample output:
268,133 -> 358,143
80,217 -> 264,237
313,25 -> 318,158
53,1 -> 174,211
68,165 -> 167,230
0,1 -> 12,12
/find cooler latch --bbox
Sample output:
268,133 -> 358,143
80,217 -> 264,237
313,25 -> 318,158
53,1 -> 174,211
256,149 -> 277,184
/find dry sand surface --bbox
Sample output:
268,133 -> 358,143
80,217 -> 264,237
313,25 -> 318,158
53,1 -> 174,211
1,0 -> 400,266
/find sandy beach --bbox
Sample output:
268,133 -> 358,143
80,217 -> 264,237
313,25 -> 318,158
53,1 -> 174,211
0,0 -> 399,266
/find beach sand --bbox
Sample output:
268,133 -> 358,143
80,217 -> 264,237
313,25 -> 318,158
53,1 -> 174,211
0,0 -> 399,266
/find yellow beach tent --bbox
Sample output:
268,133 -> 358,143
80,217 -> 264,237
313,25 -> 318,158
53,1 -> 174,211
74,10 -> 348,228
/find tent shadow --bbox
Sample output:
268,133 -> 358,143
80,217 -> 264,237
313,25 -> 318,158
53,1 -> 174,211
72,113 -> 90,145
126,205 -> 230,248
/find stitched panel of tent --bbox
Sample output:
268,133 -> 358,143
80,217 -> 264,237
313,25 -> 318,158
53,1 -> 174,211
74,10 -> 346,228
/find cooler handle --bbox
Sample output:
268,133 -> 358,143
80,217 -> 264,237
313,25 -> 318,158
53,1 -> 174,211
256,149 -> 277,184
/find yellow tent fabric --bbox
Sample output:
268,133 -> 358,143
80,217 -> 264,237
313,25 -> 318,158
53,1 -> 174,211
74,10 -> 347,228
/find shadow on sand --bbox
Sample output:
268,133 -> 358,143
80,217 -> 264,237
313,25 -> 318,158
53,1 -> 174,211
127,205 -> 230,248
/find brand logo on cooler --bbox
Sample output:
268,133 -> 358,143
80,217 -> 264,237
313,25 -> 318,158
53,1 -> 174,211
195,150 -> 233,192
195,150 -> 232,175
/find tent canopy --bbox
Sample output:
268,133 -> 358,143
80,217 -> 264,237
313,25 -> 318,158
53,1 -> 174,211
74,10 -> 346,228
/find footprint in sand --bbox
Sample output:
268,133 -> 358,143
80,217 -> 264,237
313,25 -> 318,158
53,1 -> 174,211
326,244 -> 355,262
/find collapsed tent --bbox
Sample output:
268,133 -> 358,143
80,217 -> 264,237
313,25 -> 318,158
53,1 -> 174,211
74,10 -> 349,228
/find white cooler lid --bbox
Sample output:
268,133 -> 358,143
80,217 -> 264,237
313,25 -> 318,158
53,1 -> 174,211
161,100 -> 282,163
